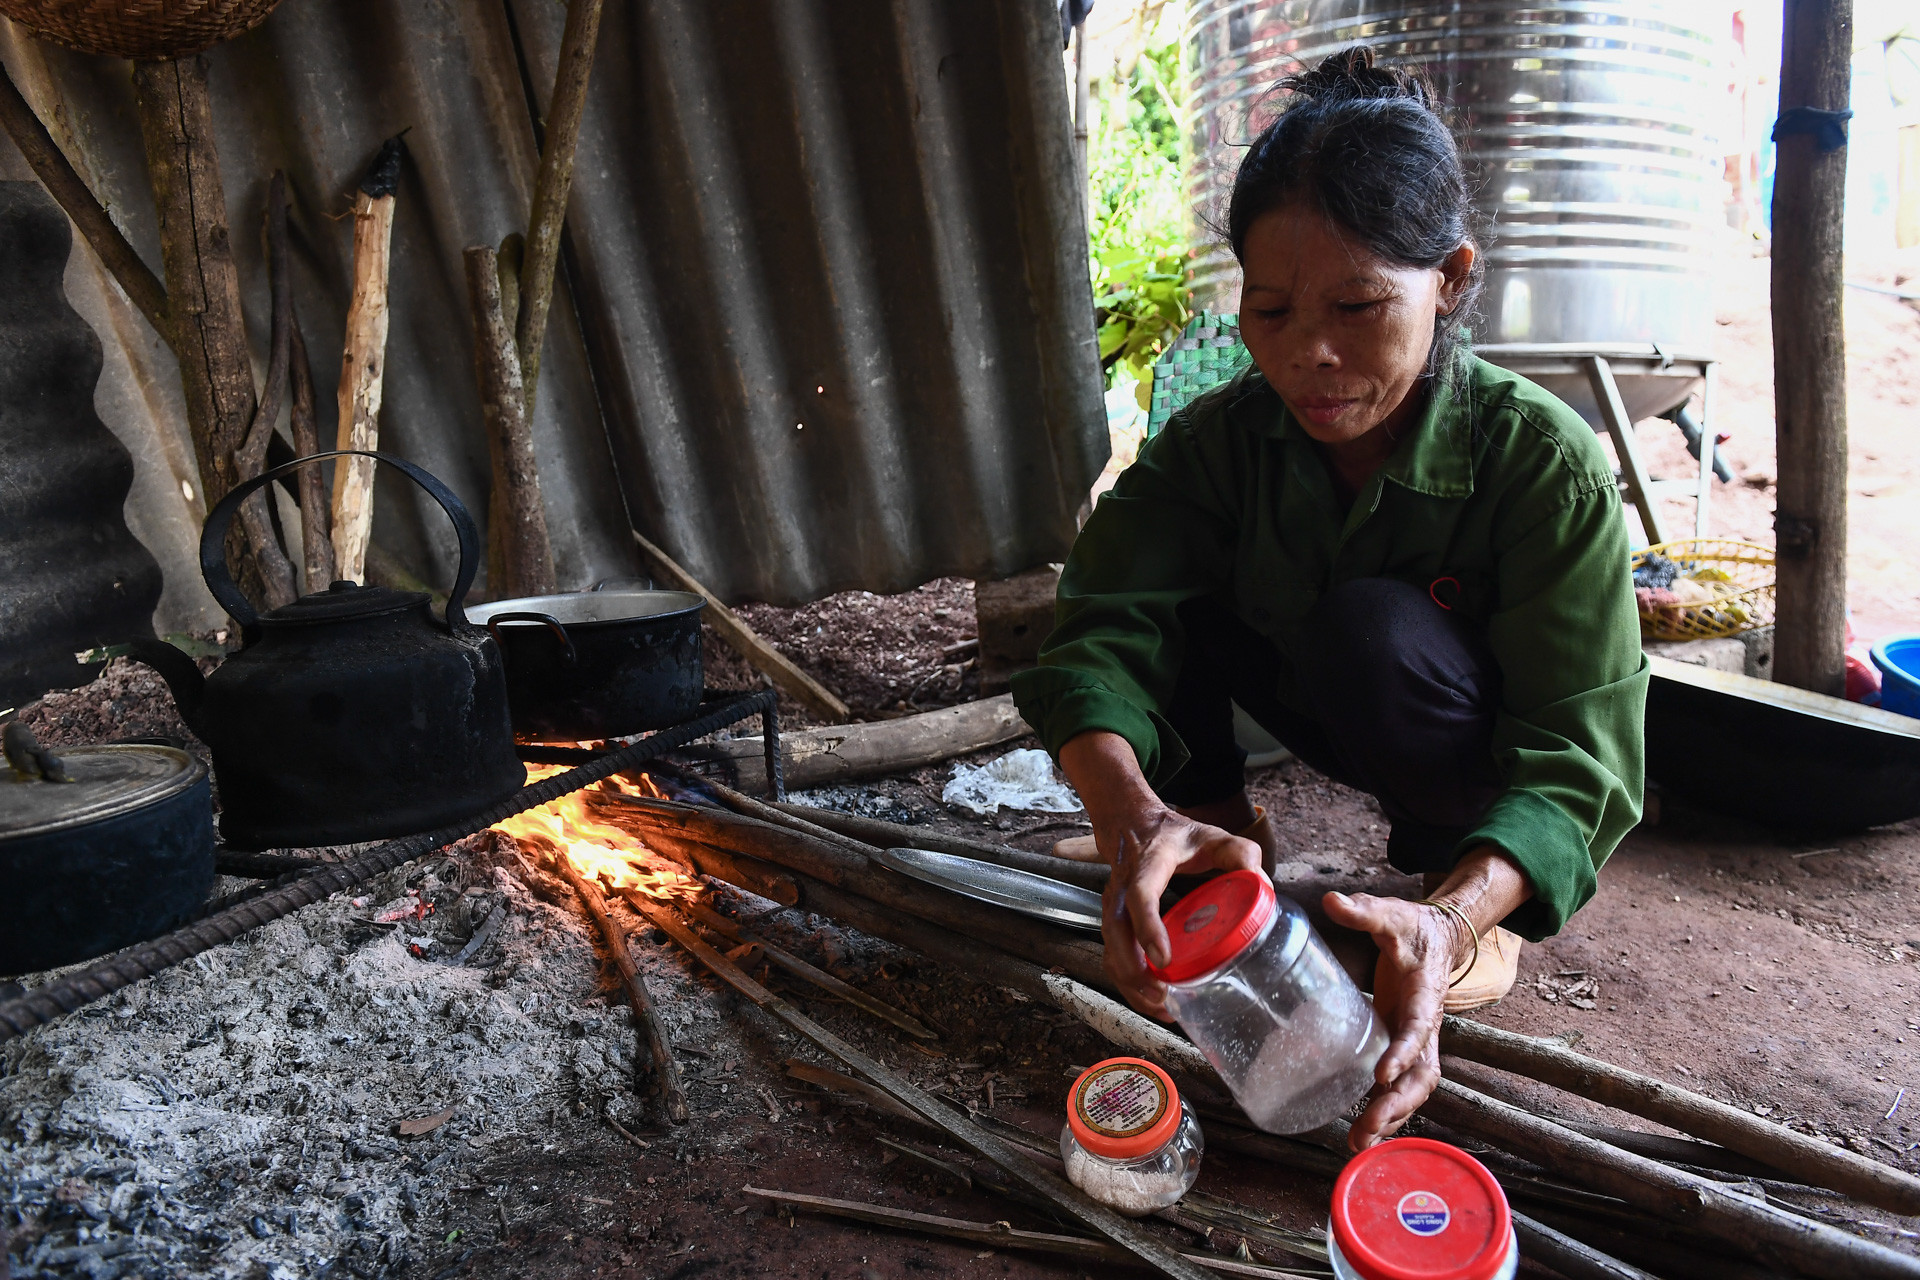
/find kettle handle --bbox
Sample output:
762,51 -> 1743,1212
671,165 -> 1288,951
201,449 -> 482,638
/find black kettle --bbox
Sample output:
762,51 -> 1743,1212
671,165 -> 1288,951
131,451 -> 526,850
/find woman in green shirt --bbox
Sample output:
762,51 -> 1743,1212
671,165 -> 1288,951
1011,48 -> 1647,1150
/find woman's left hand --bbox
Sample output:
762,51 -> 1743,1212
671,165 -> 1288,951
1321,891 -> 1469,1150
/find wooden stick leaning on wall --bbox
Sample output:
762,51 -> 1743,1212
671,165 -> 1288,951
331,135 -> 404,584
0,60 -> 169,341
465,244 -> 555,598
631,530 -> 850,722
544,846 -> 688,1124
514,0 -> 607,420
229,171 -> 299,609
287,316 -> 336,594
131,56 -> 267,601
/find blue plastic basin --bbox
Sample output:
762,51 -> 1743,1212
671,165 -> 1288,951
1873,636 -> 1920,719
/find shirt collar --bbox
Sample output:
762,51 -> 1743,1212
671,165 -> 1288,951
1230,353 -> 1477,500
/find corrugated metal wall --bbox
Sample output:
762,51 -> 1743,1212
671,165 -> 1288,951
0,0 -> 1104,629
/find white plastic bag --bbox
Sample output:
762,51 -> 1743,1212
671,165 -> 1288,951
942,748 -> 1082,816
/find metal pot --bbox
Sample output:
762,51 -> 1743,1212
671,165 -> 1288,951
129,450 -> 525,850
464,589 -> 705,741
1,737 -> 213,975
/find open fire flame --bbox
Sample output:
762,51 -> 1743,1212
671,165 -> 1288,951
491,766 -> 694,903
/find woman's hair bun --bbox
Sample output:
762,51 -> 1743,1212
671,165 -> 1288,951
1283,45 -> 1434,110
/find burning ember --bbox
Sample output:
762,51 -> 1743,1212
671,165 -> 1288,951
492,767 -> 692,902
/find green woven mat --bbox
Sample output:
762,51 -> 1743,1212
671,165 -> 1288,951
1146,309 -> 1251,437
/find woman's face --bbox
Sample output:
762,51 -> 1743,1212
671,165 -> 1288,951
1237,204 -> 1474,445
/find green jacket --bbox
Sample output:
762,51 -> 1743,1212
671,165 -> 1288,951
1012,355 -> 1647,939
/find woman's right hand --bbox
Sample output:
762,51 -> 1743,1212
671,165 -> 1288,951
1058,732 -> 1262,1019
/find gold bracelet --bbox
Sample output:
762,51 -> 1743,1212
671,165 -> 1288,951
1417,898 -> 1479,988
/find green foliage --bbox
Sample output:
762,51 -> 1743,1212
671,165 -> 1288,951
1088,36 -> 1192,395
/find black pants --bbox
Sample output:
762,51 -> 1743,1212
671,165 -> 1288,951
1159,578 -> 1503,876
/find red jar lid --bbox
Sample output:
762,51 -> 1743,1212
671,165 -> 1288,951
1066,1058 -> 1182,1159
1331,1138 -> 1512,1280
1145,868 -> 1277,984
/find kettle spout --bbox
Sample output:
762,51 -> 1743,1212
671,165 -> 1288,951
126,638 -> 208,735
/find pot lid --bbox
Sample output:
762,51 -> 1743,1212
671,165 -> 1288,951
2,744 -> 206,841
261,580 -> 428,626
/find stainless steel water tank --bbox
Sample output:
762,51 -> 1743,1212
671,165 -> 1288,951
1184,1 -> 1722,411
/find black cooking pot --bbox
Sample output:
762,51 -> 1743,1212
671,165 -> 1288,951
129,451 -> 525,849
464,588 -> 705,740
1,738 -> 213,975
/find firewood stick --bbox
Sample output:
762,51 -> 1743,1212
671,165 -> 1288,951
330,136 -> 403,584
674,897 -> 936,1040
682,694 -> 1028,795
515,0 -> 606,420
0,59 -> 169,340
631,529 -> 850,723
743,1186 -> 1314,1277
1420,1078 -> 1920,1279
230,170 -> 299,608
465,244 -> 555,598
769,799 -> 1108,889
625,893 -> 1211,1280
287,315 -> 336,593
595,795 -> 1105,985
1506,1210 -> 1663,1280
1441,1016 -> 1920,1216
547,851 -> 688,1124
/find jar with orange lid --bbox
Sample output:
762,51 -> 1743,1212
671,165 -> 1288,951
1060,1057 -> 1204,1215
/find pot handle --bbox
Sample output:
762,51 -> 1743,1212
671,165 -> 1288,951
485,612 -> 577,666
201,450 -> 482,639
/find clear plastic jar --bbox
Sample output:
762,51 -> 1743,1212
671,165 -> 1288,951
1059,1057 -> 1203,1215
1328,1137 -> 1517,1280
1149,869 -> 1386,1134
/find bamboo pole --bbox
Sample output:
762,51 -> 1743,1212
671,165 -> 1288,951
1770,0 -> 1854,695
0,59 -> 168,340
330,137 -> 403,584
515,0 -> 606,420
547,849 -> 688,1124
1440,1017 -> 1920,1215
465,244 -> 555,598
1421,1080 -> 1920,1279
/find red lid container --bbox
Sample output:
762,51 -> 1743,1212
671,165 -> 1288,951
1145,868 -> 1277,984
1331,1138 -> 1512,1280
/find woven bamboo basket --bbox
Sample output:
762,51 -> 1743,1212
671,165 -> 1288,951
0,0 -> 283,60
1632,538 -> 1775,642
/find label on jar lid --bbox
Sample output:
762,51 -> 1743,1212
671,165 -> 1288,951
1331,1138 -> 1511,1280
1066,1058 -> 1182,1159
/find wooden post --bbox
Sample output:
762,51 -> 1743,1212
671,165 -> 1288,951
1771,0 -> 1854,695
231,171 -> 298,609
465,244 -> 556,599
330,139 -> 402,584
515,0 -> 606,420
287,319 -> 337,594
132,57 -> 261,592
